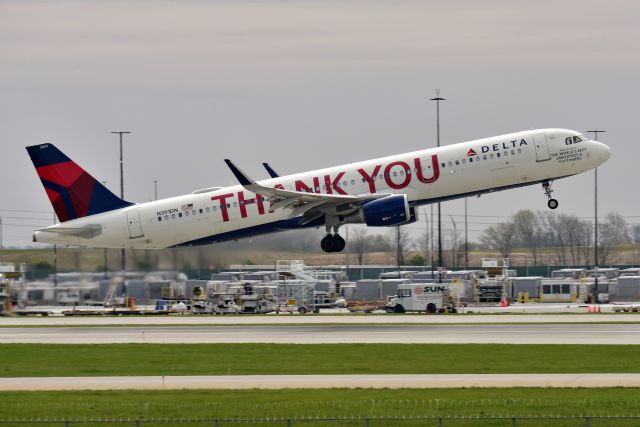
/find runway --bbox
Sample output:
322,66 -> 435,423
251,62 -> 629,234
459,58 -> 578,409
2,373 -> 640,391
2,323 -> 640,344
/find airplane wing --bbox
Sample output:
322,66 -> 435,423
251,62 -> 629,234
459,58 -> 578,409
262,162 -> 280,178
224,159 -> 387,223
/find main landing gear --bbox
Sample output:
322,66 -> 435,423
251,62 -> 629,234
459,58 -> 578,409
542,181 -> 559,209
321,225 -> 346,253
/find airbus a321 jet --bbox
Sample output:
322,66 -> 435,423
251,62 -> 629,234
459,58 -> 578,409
27,129 -> 611,253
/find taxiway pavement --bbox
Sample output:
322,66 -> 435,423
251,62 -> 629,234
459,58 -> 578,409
2,373 -> 640,390
2,323 -> 640,344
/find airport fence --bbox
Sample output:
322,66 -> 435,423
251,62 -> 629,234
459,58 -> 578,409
1,416 -> 640,427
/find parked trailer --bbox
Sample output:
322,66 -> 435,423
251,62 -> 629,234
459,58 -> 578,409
385,283 -> 455,313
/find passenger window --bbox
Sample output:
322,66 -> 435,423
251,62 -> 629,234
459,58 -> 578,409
171,213 -> 176,219
157,217 -> 162,222
483,155 -> 488,160
351,180 -> 355,185
213,206 -> 217,211
455,160 -> 459,165
511,150 -> 515,155
441,163 -> 445,168
185,211 -> 189,217
179,212 -> 183,218
164,215 -> 169,220
462,159 -> 466,164
199,209 -> 203,214
206,207 -> 210,213
496,153 -> 500,158
518,149 -> 522,153
448,161 -> 452,167
469,158 -> 473,163
490,154 -> 494,158
343,181 -> 347,186
476,156 -> 480,162
503,151 -> 508,156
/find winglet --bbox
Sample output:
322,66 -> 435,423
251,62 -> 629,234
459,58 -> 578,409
262,162 -> 279,178
224,159 -> 255,186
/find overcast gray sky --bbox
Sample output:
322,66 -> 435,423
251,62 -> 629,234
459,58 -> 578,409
1,0 -> 638,247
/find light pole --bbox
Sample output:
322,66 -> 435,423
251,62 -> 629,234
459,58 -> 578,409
0,217 -> 3,250
430,90 -> 445,281
587,129 -> 605,303
154,180 -> 158,201
464,198 -> 469,270
111,131 -> 131,272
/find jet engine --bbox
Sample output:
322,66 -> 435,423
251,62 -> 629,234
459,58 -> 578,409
345,194 -> 417,226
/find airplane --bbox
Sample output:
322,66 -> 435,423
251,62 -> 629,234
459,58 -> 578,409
27,128 -> 611,253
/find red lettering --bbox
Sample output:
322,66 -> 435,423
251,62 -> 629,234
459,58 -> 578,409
211,193 -> 234,222
313,176 -> 321,193
323,175 -> 332,194
357,165 -> 381,193
295,180 -> 311,192
237,191 -> 267,218
331,172 -> 347,194
384,162 -> 411,189
414,155 -> 440,184
255,193 -> 266,215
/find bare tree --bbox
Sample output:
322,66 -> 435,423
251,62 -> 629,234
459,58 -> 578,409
348,227 -> 368,265
388,226 -> 413,266
416,208 -> 431,267
513,210 -> 542,265
481,222 -> 516,259
599,212 -> 631,265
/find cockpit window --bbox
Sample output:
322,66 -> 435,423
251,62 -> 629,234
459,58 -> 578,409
565,136 -> 583,145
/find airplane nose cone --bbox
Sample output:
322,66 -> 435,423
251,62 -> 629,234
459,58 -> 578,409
597,141 -> 612,163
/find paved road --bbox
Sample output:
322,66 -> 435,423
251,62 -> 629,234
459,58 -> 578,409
1,312 -> 639,326
2,323 -> 640,344
2,373 -> 640,390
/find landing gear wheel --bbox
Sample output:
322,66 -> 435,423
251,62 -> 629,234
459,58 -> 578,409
320,234 -> 346,253
542,181 -> 558,210
321,234 -> 337,253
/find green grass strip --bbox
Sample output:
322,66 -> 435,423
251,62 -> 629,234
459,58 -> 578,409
1,388 -> 640,420
2,343 -> 640,377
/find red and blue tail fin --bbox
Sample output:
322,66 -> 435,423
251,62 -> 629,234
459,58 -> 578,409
26,143 -> 133,222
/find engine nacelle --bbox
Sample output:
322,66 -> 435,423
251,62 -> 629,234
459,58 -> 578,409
361,194 -> 413,226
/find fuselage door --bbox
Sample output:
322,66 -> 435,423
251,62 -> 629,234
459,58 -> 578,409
532,133 -> 551,162
127,209 -> 144,238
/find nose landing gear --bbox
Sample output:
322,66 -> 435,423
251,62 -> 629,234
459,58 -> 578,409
543,181 -> 558,209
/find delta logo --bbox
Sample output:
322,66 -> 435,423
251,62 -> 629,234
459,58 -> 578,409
466,148 -> 477,157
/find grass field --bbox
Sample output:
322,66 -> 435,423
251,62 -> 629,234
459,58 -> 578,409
2,343 -> 640,377
1,388 -> 640,420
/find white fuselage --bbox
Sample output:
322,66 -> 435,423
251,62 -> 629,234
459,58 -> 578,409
33,129 -> 611,249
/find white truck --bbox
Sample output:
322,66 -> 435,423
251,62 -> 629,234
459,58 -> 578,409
385,283 -> 455,313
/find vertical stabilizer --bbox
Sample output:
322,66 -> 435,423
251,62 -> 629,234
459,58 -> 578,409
26,143 -> 133,222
